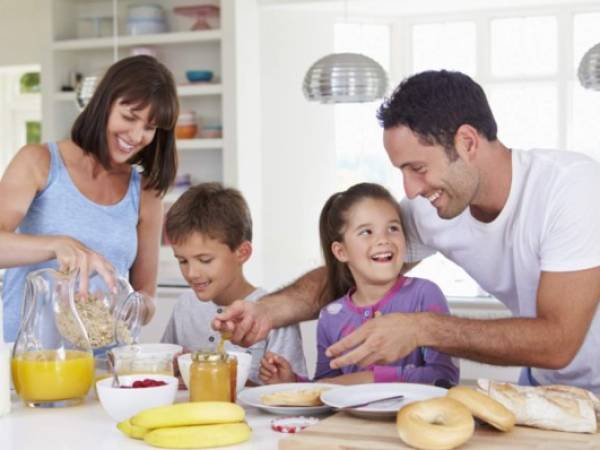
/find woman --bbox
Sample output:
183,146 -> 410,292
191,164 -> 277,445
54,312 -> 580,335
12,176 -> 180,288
0,55 -> 179,342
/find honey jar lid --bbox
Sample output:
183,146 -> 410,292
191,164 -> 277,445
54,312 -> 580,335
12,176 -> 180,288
192,350 -> 227,362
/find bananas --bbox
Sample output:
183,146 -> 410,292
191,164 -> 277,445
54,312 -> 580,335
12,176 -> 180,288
116,402 -> 251,448
131,401 -> 245,429
144,422 -> 251,449
117,418 -> 148,439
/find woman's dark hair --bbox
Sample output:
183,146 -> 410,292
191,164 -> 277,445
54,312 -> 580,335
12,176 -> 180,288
319,182 -> 402,301
71,55 -> 179,195
377,70 -> 497,160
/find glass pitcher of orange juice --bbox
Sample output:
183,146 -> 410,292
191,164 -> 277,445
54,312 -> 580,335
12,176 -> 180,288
12,268 -> 144,407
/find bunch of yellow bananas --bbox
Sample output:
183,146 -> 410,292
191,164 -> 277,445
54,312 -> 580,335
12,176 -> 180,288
117,402 -> 251,448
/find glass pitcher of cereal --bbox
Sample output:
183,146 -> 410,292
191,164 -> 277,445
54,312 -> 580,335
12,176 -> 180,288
12,268 -> 144,407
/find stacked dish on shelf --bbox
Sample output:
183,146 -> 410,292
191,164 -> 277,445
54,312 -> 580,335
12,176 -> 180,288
127,4 -> 168,35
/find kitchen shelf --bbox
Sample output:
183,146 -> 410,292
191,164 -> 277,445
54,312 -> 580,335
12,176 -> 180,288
177,83 -> 222,96
52,29 -> 222,50
52,83 -> 222,102
176,138 -> 222,150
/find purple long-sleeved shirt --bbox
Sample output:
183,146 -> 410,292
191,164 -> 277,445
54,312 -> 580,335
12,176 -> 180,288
315,276 -> 459,384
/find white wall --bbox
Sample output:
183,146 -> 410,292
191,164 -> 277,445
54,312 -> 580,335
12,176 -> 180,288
259,9 -> 337,292
0,0 -> 48,66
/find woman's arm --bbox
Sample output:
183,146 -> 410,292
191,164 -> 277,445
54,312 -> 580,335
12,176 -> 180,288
128,186 -> 162,324
0,144 -> 53,265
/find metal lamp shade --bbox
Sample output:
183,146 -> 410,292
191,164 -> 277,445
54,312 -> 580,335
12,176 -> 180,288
578,43 -> 600,91
302,52 -> 388,103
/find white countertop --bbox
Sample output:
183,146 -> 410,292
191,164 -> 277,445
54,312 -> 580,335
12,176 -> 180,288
1,391 -> 298,450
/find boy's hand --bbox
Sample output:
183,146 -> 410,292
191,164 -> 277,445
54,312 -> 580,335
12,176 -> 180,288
259,351 -> 296,384
212,300 -> 273,347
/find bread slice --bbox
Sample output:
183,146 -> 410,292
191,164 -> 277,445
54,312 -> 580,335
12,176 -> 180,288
261,387 -> 329,407
477,379 -> 600,433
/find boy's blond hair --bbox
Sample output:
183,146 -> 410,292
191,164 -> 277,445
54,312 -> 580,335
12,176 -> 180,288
165,182 -> 252,250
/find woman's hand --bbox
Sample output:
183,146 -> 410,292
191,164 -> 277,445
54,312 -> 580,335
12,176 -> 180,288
259,352 -> 296,384
50,235 -> 117,295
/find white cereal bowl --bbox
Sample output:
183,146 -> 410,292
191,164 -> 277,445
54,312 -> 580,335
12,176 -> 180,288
96,373 -> 178,422
177,351 -> 252,395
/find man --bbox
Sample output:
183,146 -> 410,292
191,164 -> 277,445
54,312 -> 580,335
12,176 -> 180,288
214,70 -> 600,392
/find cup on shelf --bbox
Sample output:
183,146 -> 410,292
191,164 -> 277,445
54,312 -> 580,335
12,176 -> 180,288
175,111 -> 198,139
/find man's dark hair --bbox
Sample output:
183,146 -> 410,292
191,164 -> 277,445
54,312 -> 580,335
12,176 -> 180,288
377,70 -> 497,159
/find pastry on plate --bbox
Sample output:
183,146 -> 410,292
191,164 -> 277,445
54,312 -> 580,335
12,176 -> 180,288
261,387 -> 329,407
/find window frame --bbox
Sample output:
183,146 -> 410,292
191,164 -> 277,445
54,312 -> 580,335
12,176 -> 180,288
334,4 -> 600,302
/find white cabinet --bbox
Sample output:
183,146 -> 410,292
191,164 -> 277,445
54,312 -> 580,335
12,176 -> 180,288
42,0 -> 262,285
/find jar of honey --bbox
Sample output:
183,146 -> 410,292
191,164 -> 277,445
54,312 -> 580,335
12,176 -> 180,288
189,351 -> 230,402
227,354 -> 237,402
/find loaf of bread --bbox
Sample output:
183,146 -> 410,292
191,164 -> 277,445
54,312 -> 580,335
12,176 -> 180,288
261,387 -> 329,407
477,379 -> 600,433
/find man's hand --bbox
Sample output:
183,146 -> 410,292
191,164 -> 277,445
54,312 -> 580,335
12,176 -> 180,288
259,352 -> 296,384
212,300 -> 273,347
326,313 -> 419,369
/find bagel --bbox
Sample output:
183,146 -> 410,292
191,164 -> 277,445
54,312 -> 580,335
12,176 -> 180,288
448,385 -> 516,432
396,397 -> 474,450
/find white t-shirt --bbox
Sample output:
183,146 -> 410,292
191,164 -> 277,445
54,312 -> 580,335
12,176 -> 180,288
401,148 -> 600,392
161,288 -> 308,384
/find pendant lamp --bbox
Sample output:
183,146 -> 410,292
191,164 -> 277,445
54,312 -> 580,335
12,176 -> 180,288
302,52 -> 388,103
578,43 -> 600,91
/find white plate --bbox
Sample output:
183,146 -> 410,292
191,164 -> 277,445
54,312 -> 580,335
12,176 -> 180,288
321,383 -> 447,418
238,383 -> 336,415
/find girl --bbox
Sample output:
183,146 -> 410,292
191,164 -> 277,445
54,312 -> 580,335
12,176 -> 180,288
0,55 -> 179,341
260,182 -> 459,385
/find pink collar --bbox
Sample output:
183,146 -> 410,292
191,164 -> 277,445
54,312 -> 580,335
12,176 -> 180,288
344,276 -> 407,314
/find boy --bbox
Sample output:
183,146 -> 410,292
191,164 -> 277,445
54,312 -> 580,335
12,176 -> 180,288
161,182 -> 307,384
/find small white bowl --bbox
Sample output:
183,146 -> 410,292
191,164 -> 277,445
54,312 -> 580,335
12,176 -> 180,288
96,373 -> 178,422
112,343 -> 182,375
177,351 -> 252,395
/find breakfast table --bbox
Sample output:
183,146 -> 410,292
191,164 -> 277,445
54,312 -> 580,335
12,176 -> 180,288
1,391 -> 284,450
4,389 -> 600,450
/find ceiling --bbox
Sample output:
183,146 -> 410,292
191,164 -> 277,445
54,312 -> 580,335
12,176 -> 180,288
259,0 -> 600,16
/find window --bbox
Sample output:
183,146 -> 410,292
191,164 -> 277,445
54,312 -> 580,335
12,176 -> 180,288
334,6 -> 600,299
334,23 -> 404,199
0,65 -> 41,176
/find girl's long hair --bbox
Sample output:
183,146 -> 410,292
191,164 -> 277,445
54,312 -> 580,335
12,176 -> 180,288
318,182 -> 402,302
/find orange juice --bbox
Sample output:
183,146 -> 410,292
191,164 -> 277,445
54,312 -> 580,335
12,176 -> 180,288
12,350 -> 94,402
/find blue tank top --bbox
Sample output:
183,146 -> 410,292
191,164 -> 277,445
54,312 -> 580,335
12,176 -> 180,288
2,142 -> 141,342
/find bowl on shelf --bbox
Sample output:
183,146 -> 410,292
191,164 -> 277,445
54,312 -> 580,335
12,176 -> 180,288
96,373 -> 178,422
185,70 -> 214,83
199,124 -> 222,139
177,350 -> 252,394
175,111 -> 199,139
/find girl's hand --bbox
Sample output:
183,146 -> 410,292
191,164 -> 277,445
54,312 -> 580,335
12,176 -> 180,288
51,235 -> 117,295
259,351 -> 296,384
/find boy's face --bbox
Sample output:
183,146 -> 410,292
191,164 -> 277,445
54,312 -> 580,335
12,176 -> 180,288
172,232 -> 248,305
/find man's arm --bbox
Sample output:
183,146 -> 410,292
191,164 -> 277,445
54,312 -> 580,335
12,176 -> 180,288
260,266 -> 328,326
213,267 -> 327,346
328,267 -> 600,369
